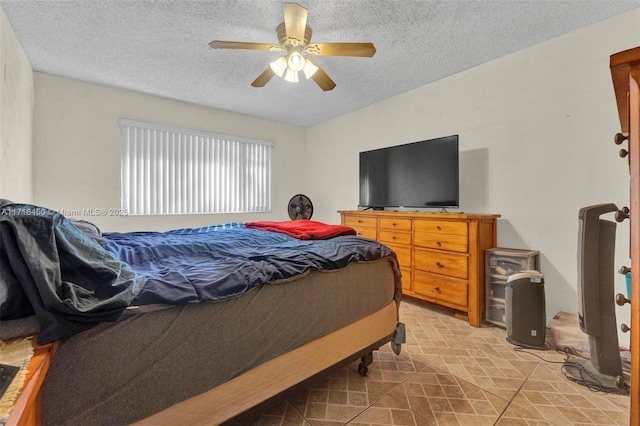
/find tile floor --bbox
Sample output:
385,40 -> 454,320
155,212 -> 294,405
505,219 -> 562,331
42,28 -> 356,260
247,297 -> 631,425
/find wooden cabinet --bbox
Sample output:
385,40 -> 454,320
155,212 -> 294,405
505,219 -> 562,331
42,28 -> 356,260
339,210 -> 499,327
610,45 -> 640,425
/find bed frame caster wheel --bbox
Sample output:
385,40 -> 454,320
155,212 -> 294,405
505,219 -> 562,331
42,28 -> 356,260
357,363 -> 368,376
358,352 -> 373,376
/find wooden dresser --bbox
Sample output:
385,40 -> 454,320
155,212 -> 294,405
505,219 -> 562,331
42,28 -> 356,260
339,210 -> 499,327
610,45 -> 639,425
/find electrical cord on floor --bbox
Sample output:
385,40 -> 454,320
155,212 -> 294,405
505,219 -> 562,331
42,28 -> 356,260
560,361 -> 630,395
511,344 -> 629,395
557,346 -> 590,360
512,343 -> 568,364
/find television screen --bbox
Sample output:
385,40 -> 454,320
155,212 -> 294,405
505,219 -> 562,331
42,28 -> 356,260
359,135 -> 459,209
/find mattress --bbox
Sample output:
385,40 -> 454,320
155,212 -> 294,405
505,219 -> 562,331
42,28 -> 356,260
41,257 -> 399,425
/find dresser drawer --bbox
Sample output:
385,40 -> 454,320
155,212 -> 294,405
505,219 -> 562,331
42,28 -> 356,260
379,230 -> 412,246
342,215 -> 377,239
414,220 -> 468,236
385,243 -> 411,269
379,218 -> 412,231
413,271 -> 468,308
343,215 -> 377,229
414,232 -> 468,252
414,248 -> 468,279
352,226 -> 377,240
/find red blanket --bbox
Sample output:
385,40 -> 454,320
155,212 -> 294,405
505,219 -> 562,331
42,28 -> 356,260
245,220 -> 356,240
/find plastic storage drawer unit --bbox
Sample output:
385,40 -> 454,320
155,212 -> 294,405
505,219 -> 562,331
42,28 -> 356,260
485,248 -> 540,327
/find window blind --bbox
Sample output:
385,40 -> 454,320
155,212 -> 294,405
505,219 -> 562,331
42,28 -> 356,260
119,119 -> 272,215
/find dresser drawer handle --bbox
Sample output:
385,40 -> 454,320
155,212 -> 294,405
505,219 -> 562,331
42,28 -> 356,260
433,286 -> 440,292
435,261 -> 443,268
358,219 -> 363,223
436,241 -> 441,246
436,225 -> 441,231
392,236 -> 396,240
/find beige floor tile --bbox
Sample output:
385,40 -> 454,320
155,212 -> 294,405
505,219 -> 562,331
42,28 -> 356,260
347,344 -> 429,393
510,359 -> 630,425
250,299 -> 631,426
286,367 -> 385,425
247,400 -> 311,426
399,298 -> 476,363
495,403 -> 554,425
348,395 -> 435,425
385,365 -> 509,425
428,327 -> 539,401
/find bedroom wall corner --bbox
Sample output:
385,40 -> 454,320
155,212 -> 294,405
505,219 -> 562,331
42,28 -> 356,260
0,6 -> 34,203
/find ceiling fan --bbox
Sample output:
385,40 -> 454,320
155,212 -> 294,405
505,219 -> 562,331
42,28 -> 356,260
209,2 -> 376,91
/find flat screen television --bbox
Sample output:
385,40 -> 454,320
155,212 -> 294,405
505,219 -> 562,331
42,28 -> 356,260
359,135 -> 459,210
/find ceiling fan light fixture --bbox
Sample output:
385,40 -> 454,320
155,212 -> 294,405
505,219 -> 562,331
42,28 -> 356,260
302,58 -> 318,79
269,56 -> 288,77
284,68 -> 299,83
287,51 -> 305,72
210,3 -> 373,91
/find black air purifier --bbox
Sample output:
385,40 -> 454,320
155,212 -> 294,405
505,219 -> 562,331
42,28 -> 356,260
505,271 -> 546,349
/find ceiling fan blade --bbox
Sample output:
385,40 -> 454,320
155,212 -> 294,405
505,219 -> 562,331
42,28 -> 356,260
306,43 -> 376,57
283,3 -> 308,43
306,57 -> 336,91
209,40 -> 283,51
251,67 -> 276,87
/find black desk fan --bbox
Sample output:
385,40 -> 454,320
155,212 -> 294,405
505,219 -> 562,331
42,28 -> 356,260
288,194 -> 313,220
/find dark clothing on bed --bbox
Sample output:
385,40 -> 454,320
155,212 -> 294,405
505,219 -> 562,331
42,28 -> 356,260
0,204 -> 144,344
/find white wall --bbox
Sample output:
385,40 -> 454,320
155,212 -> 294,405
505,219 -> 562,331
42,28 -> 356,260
305,9 -> 640,346
33,74 -> 307,232
0,6 -> 33,202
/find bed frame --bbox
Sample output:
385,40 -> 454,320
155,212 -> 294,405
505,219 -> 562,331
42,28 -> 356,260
135,300 -> 399,425
38,258 -> 402,425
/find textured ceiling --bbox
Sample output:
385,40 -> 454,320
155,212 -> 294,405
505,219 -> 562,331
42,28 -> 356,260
1,1 -> 638,127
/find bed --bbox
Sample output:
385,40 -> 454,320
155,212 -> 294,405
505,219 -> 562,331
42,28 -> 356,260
0,203 -> 403,425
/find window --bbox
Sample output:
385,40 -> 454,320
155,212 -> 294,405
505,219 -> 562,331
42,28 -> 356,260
119,119 -> 272,215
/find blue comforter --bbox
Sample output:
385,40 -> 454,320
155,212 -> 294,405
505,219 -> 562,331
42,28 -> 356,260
103,223 -> 395,306
1,204 -> 397,344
